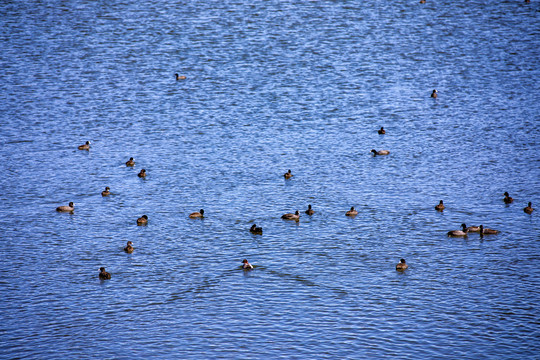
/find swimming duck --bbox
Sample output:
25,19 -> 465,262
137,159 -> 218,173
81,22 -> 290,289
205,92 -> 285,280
420,0 -> 426,4
396,259 -> 408,271
447,223 -> 468,237
431,89 -> 437,98
242,259 -> 253,270
435,200 -> 445,211
345,206 -> 358,216
189,209 -> 204,218
479,225 -> 499,235
283,169 -> 293,179
466,225 -> 481,233
250,224 -> 263,235
281,210 -> 300,221
124,241 -> 134,253
371,149 -> 390,156
78,141 -> 91,150
125,157 -> 135,166
137,215 -> 148,225
138,169 -> 146,178
503,192 -> 513,204
56,202 -> 74,212
305,204 -> 314,215
99,267 -> 111,280
524,202 -> 534,214
101,187 -> 110,196
175,73 -> 186,80
378,127 -> 386,135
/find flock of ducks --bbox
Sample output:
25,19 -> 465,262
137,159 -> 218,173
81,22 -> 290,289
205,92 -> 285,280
441,191 -> 534,237
57,88 -> 535,278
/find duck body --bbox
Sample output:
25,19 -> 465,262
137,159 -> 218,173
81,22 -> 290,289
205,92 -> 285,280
138,169 -> 146,178
124,241 -> 134,253
431,89 -> 437,98
305,204 -> 314,215
125,157 -> 135,166
281,210 -> 300,221
466,225 -> 481,233
345,207 -> 358,216
101,187 -> 110,196
56,202 -> 74,212
250,224 -> 263,235
448,223 -> 468,237
99,267 -> 111,280
378,127 -> 386,135
175,73 -> 186,80
371,149 -> 390,156
137,215 -> 148,225
189,209 -> 204,218
524,202 -> 534,214
78,141 -> 91,150
396,259 -> 408,271
435,200 -> 445,211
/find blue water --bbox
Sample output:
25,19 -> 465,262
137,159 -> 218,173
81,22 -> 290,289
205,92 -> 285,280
1,0 -> 539,358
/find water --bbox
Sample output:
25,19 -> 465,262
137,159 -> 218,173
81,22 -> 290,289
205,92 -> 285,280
1,0 -> 539,358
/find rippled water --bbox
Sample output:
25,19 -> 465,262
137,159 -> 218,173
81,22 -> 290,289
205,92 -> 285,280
1,0 -> 539,358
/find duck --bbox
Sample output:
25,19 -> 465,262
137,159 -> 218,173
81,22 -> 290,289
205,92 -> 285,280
466,225 -> 481,233
420,0 -> 426,4
124,241 -> 134,253
503,192 -> 513,204
138,169 -> 146,178
447,223 -> 468,237
396,259 -> 408,271
242,259 -> 253,270
137,215 -> 148,225
250,224 -> 263,235
283,169 -> 293,179
175,73 -> 186,80
305,204 -> 314,215
435,200 -> 445,211
281,210 -> 300,221
345,206 -> 358,216
371,149 -> 390,156
431,89 -> 438,98
378,127 -> 386,135
56,202 -> 74,212
101,187 -> 110,196
479,225 -> 499,235
524,202 -> 534,214
189,209 -> 204,218
78,141 -> 91,150
99,267 -> 111,280
125,157 -> 135,166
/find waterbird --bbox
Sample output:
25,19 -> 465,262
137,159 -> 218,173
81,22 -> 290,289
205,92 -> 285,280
503,192 -> 513,204
101,187 -> 110,196
524,202 -> 534,214
78,141 -> 90,150
137,215 -> 148,225
124,241 -> 134,253
435,200 -> 445,211
283,169 -> 293,179
281,210 -> 300,221
138,169 -> 146,178
175,73 -> 186,80
346,206 -> 358,216
371,149 -> 390,156
305,204 -> 314,215
396,259 -> 408,271
99,267 -> 111,280
242,259 -> 253,270
447,223 -> 468,237
250,224 -> 263,235
431,89 -> 438,98
125,157 -> 135,166
378,127 -> 386,134
56,202 -> 74,212
189,209 -> 204,218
